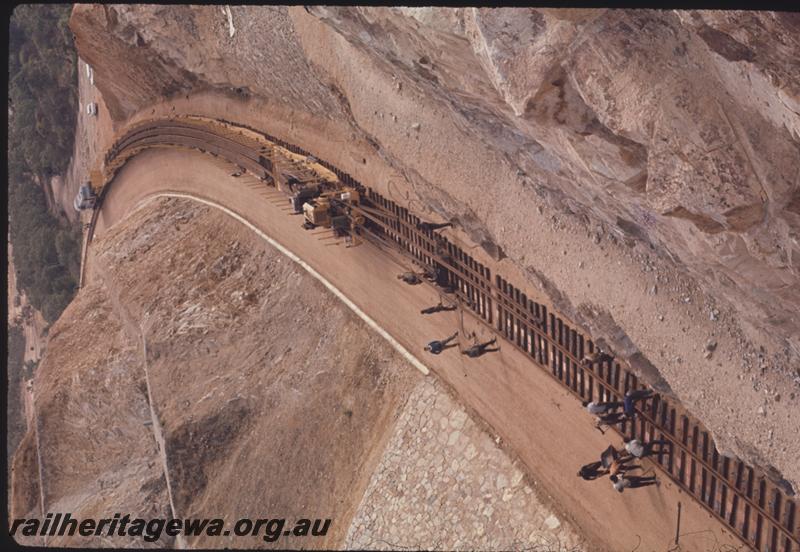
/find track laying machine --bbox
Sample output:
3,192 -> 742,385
272,154 -> 367,246
302,187 -> 365,246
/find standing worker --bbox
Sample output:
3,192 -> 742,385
623,389 -> 655,417
577,460 -> 608,481
624,437 -> 671,459
581,350 -> 613,366
610,474 -> 659,492
594,411 -> 629,434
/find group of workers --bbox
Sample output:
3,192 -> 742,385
395,219 -> 501,359
584,388 -> 654,434
578,388 -> 672,492
395,217 -> 671,495
396,273 -> 499,356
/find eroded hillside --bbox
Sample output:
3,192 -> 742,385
69,5 -> 800,490
12,197 -> 586,549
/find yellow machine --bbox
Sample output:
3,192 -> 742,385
303,197 -> 331,227
303,187 -> 360,227
302,187 -> 365,246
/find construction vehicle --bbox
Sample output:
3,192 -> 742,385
302,196 -> 331,227
302,187 -> 365,244
290,183 -> 320,214
302,187 -> 361,226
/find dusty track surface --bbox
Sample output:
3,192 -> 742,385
85,147 -> 745,551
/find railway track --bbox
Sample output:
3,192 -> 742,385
86,116 -> 799,552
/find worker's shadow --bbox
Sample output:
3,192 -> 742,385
625,475 -> 659,489
641,440 -> 673,458
420,304 -> 458,315
461,342 -> 501,358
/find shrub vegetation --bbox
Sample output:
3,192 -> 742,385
8,4 -> 81,322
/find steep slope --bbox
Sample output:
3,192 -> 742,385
13,196 -> 589,549
68,5 -> 799,494
89,197 -> 419,548
10,272 -> 171,548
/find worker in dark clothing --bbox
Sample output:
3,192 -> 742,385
424,332 -> 458,355
397,272 -> 423,285
623,388 -> 655,417
417,221 -> 453,233
594,411 -> 629,434
462,337 -> 499,358
434,240 -> 453,263
577,460 -> 608,481
420,302 -> 457,315
433,265 -> 449,288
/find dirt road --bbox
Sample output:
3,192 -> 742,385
87,146 -> 743,551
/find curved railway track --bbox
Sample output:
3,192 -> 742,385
84,116 -> 799,552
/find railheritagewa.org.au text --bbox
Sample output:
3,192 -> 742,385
10,513 -> 331,543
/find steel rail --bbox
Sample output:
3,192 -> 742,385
362,196 -> 798,547
362,207 -> 798,549
88,118 -> 799,552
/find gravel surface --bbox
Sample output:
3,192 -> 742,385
346,377 -> 584,551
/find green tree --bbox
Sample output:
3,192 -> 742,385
8,4 -> 81,322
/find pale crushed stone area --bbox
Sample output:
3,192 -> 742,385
345,377 -> 584,552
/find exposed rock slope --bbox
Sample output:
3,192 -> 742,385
68,6 -> 800,489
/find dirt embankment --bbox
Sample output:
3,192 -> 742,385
13,196 -> 589,549
68,6 -> 800,488
7,244 -> 48,492
11,196 -> 421,548
89,197 -> 420,548
10,272 -> 170,548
